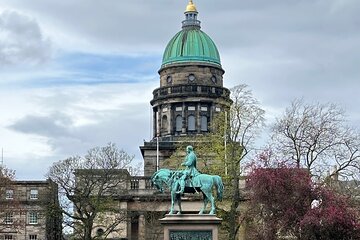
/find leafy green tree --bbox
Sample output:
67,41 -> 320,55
165,84 -> 265,240
47,143 -> 136,240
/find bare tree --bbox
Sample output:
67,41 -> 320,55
0,167 -> 24,233
46,143 -> 135,240
271,99 -> 360,180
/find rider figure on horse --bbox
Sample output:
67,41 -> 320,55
176,145 -> 200,194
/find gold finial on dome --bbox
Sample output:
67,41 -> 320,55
185,0 -> 197,13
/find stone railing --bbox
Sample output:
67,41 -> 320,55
182,19 -> 201,28
152,85 -> 230,101
130,177 -> 154,190
128,176 -> 157,196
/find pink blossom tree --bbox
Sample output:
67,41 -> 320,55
245,164 -> 360,240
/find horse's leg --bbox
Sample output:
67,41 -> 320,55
177,194 -> 182,214
208,192 -> 216,214
201,187 -> 216,214
169,191 -> 175,214
199,192 -> 208,214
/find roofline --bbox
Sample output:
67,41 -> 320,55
159,61 -> 224,74
8,179 -> 54,185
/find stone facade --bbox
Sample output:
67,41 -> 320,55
87,171 -> 247,240
151,63 -> 231,140
159,64 -> 224,87
140,1 -> 232,176
75,168 -> 209,239
0,180 -> 62,240
95,1 -> 240,239
141,53 -> 232,178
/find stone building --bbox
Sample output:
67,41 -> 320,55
0,179 -> 62,240
140,0 -> 232,176
129,0 -> 235,239
79,1 -> 241,239
87,171 -> 206,240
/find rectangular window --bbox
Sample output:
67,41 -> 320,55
200,106 -> 208,111
4,212 -> 14,224
215,107 -> 221,112
30,189 -> 38,199
5,189 -> 14,199
175,107 -> 182,111
5,235 -> 13,240
188,106 -> 196,111
29,235 -> 37,240
28,212 -> 38,224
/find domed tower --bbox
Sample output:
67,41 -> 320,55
141,0 -> 232,176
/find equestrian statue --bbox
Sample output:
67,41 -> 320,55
151,145 -> 224,215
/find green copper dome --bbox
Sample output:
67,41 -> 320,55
161,2 -> 221,68
162,28 -> 221,67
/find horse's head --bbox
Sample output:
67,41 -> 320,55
151,169 -> 173,192
151,173 -> 164,192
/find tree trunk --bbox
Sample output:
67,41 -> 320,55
83,218 -> 94,240
229,160 -> 240,240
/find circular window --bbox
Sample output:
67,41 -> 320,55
211,75 -> 217,83
188,74 -> 196,82
96,228 -> 104,236
166,76 -> 172,83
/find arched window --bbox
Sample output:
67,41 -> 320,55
176,115 -> 182,132
201,116 -> 208,131
162,115 -> 168,132
188,115 -> 196,131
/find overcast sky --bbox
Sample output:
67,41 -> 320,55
0,0 -> 359,179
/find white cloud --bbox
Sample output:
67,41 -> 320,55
0,0 -> 359,179
0,10 -> 51,66
0,83 -> 154,179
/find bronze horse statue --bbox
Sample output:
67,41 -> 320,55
151,169 -> 223,214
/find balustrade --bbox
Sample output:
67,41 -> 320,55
129,177 -> 156,191
152,85 -> 230,100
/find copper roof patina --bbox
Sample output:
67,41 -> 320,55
161,0 -> 221,68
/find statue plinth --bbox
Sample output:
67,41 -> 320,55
160,214 -> 222,240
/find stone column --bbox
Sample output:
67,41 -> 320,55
157,106 -> 161,137
169,103 -> 173,135
153,107 -> 158,138
127,215 -> 132,240
210,103 -> 214,127
138,214 -> 146,240
197,103 -> 201,133
182,102 -> 186,133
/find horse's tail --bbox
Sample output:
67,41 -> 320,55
214,175 -> 224,201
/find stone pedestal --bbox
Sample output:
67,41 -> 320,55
160,214 -> 222,240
